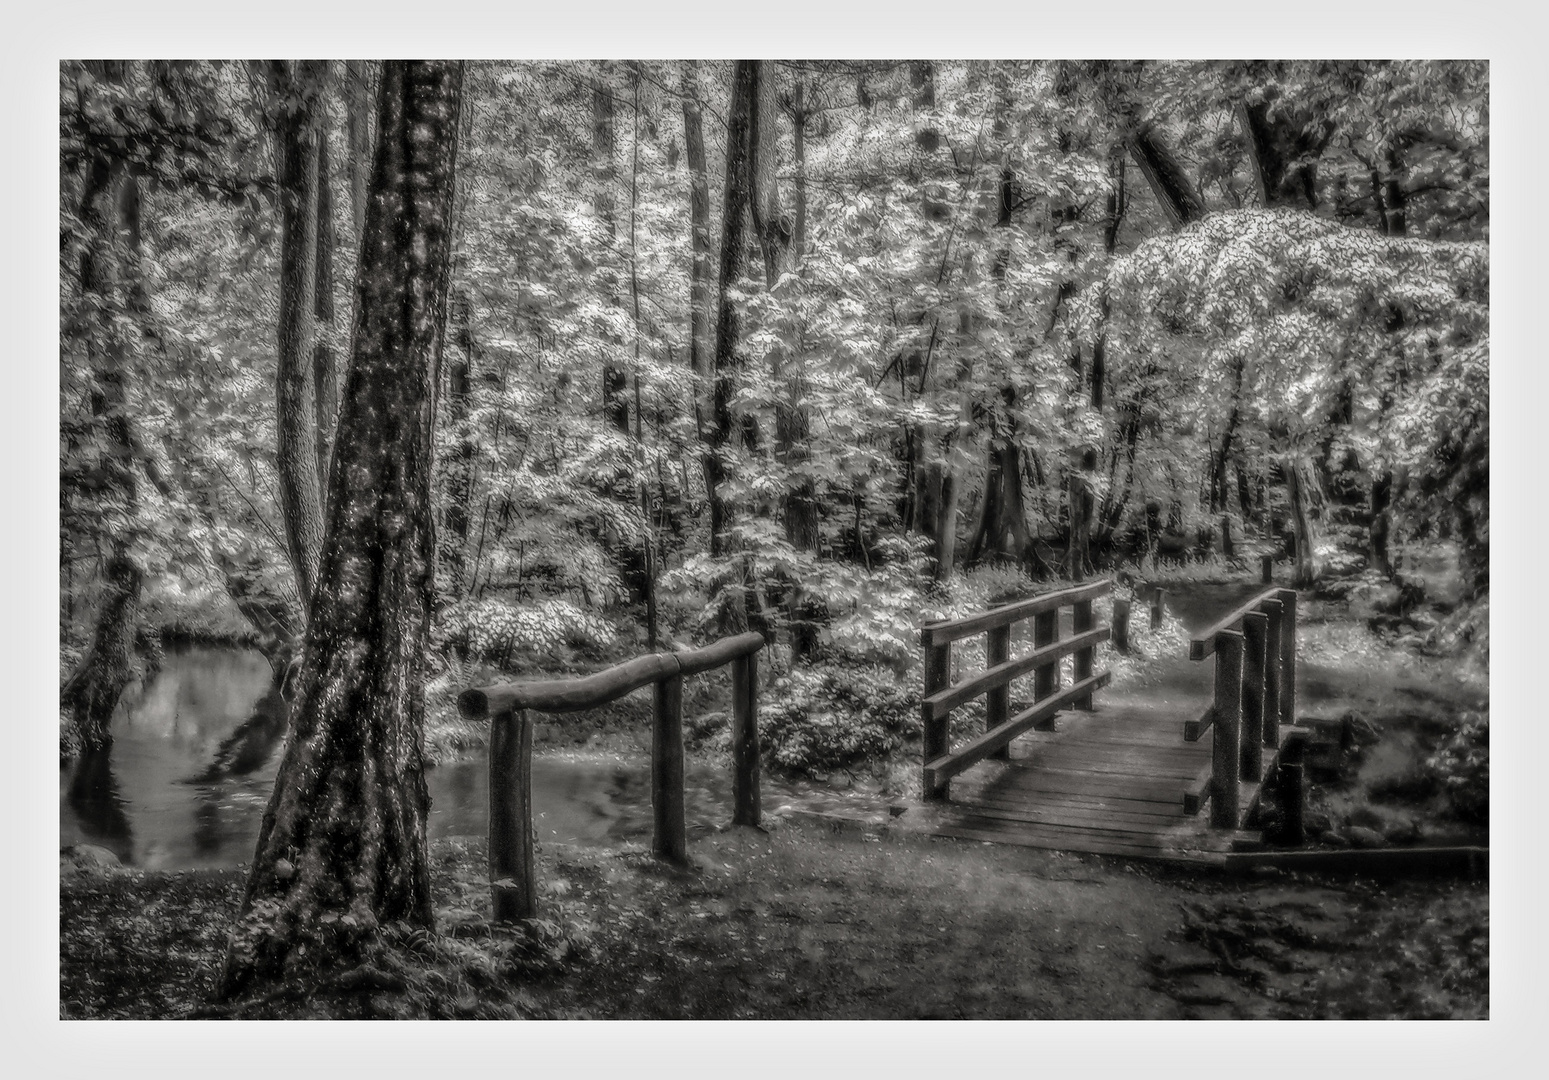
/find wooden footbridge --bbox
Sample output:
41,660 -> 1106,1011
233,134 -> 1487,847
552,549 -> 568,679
904,579 -> 1307,861
459,578 -> 1307,921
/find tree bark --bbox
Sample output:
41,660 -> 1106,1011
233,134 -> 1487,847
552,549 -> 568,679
1285,455 -> 1321,588
268,60 -> 329,616
704,60 -> 760,634
440,289 -> 475,599
1127,123 -> 1205,229
593,69 -> 629,435
62,63 -> 144,755
680,62 -> 714,437
313,104 -> 339,487
219,60 -> 463,999
344,61 -> 373,240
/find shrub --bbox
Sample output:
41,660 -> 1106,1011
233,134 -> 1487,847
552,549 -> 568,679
760,662 -> 920,776
1427,711 -> 1488,825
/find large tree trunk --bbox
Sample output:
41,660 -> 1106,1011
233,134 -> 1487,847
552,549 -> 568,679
1237,97 -> 1330,211
440,289 -> 475,600
219,60 -> 463,999
1127,123 -> 1205,229
1285,455 -> 1322,588
62,63 -> 144,755
593,70 -> 629,435
704,60 -> 760,635
313,106 -> 340,487
267,60 -> 329,616
680,62 -> 714,438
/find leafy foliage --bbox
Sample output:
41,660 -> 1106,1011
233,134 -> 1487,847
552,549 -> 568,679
760,662 -> 921,775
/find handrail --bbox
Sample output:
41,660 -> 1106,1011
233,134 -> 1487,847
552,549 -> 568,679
920,579 -> 1111,646
458,631 -> 764,718
1184,588 -> 1299,830
1188,587 -> 1283,660
921,579 -> 1113,799
461,630 -> 764,923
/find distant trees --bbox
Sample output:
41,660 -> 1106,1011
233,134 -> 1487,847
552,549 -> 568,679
60,59 -> 1490,766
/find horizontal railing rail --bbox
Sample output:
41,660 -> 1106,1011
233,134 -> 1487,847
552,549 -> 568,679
920,579 -> 1113,800
1183,588 -> 1301,830
460,631 -> 764,922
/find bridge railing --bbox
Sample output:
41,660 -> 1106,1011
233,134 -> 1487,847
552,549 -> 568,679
459,631 -> 764,922
918,579 -> 1113,800
1182,588 -> 1299,828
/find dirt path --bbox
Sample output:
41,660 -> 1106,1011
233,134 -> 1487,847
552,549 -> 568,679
62,815 -> 1486,1019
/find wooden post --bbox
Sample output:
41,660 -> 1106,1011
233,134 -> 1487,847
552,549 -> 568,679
1240,611 -> 1268,783
1112,598 -> 1130,653
1259,599 -> 1282,749
1279,737 -> 1306,846
1275,588 -> 1297,731
1033,610 -> 1059,729
731,650 -> 760,826
1261,553 -> 1273,584
986,625 -> 1011,760
922,638 -> 952,800
652,673 -> 687,863
1072,598 -> 1094,710
1211,631 -> 1243,829
489,708 -> 536,922
1150,587 -> 1164,630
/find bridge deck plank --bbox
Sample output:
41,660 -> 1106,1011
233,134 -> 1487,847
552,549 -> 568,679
919,680 -> 1290,859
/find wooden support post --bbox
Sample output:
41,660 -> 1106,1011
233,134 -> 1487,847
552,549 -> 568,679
1150,588 -> 1165,630
922,639 -> 952,800
1275,588 -> 1297,730
1112,598 -> 1130,654
1261,553 -> 1273,584
1032,610 -> 1059,729
1279,737 -> 1306,846
1072,599 -> 1094,710
1211,631 -> 1243,829
986,625 -> 1011,760
489,708 -> 536,922
1259,599 -> 1282,748
1240,611 -> 1268,783
731,650 -> 760,827
652,673 -> 687,863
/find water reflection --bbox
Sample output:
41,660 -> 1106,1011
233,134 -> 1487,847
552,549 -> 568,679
58,645 -> 783,870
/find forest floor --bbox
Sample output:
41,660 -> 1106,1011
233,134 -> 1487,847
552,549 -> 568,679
60,564 -> 1489,1020
60,819 -> 1486,1020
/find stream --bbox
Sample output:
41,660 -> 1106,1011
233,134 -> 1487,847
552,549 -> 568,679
57,584 -> 1287,871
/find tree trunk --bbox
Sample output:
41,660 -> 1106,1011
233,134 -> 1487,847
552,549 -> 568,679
791,78 -> 807,266
1127,123 -> 1205,229
62,64 -> 144,755
344,61 -> 373,240
219,60 -> 463,999
593,70 -> 629,434
440,289 -> 475,599
704,60 -> 760,635
1285,455 -> 1321,588
680,62 -> 714,438
313,105 -> 339,487
1237,97 -> 1329,211
268,60 -> 329,616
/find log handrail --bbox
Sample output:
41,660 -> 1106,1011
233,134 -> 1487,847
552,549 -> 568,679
920,580 -> 1111,647
1185,587 -> 1299,829
459,631 -> 764,717
460,630 -> 764,923
921,579 -> 1113,800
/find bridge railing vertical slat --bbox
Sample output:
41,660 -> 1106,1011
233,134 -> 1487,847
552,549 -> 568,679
1072,599 -> 1095,710
1240,611 -> 1268,783
1210,632 -> 1243,829
922,640 -> 953,800
1259,599 -> 1282,749
986,625 -> 1011,760
1033,610 -> 1058,713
